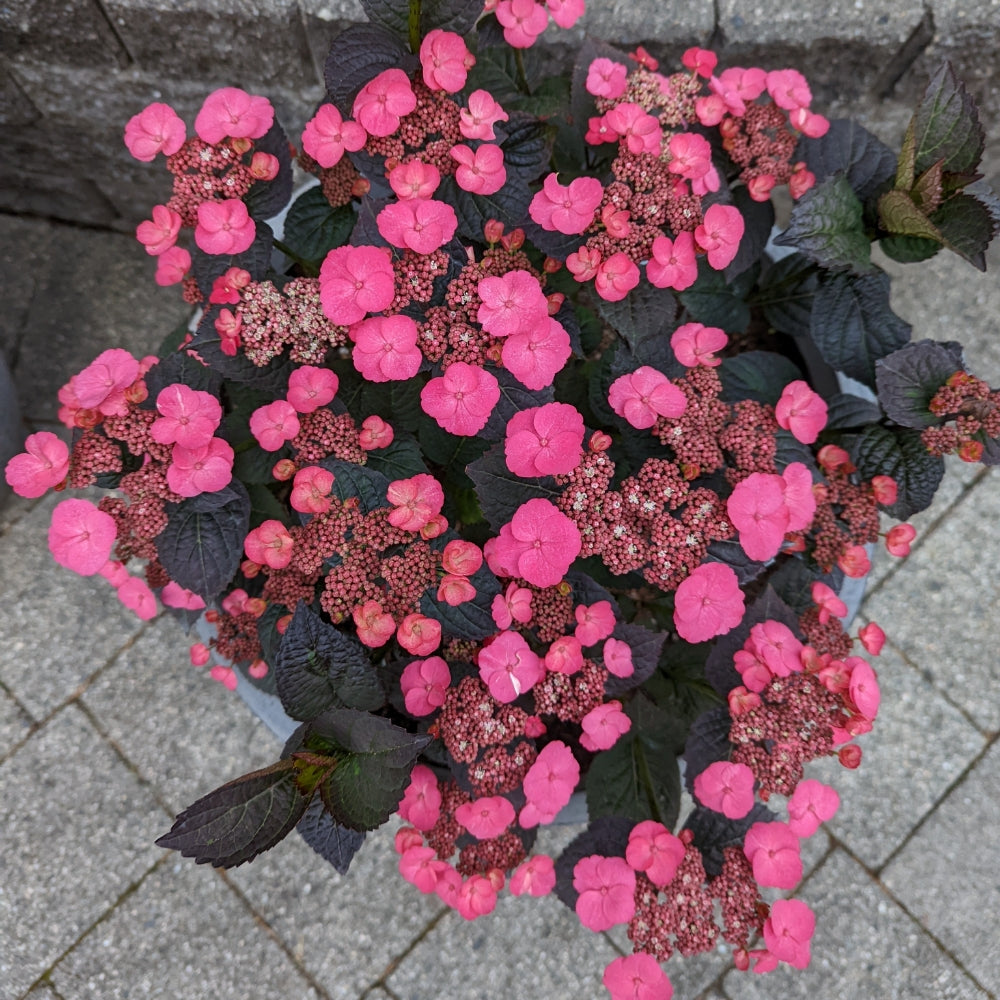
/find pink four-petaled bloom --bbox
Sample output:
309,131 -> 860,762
136,205 -> 182,256
353,600 -> 396,647
520,739 -> 580,827
457,873 -> 498,920
195,199 -> 256,256
671,321 -> 728,368
786,778 -> 840,837
668,132 -> 714,183
608,366 -> 687,430
353,68 -> 417,137
579,700 -> 631,751
396,613 -> 442,656
529,173 -> 605,235
319,244 -> 396,325
694,203 -> 744,270
477,269 -> 549,338
386,473 -> 445,532
509,854 -> 556,897
398,764 -> 442,830
858,621 -> 886,655
885,523 -> 916,557
602,636 -> 634,677
763,898 -> 816,969
459,90 -> 509,140
693,760 -> 756,819
359,414 -> 394,450
502,318 -> 572,390
626,820 -> 685,887
243,520 -> 294,569
420,29 -> 475,93
575,600 -> 616,646
377,198 -> 458,254
489,497 -> 582,588
124,102 -> 186,161
646,231 -> 698,291
420,362 -> 500,436
289,465 -> 335,514
48,499 -> 118,576
450,144 -> 507,196
775,380 -> 828,444
195,87 -> 274,143
350,315 -> 424,383
595,253 -> 641,302
401,656 -> 452,717
604,102 -> 661,155
301,103 -> 367,168
546,0 -> 584,28
727,471 -> 791,562
5,431 -> 70,497
150,384 -> 222,449
602,953 -> 673,1000
399,845 -> 444,893
249,399 -> 300,451
504,402 -> 585,477
286,365 -> 338,413
847,657 -> 880,719
388,160 -> 441,201
72,348 -> 140,415
811,580 -> 848,624
455,795 -> 516,840
586,57 -> 628,99
492,581 -> 533,630
155,246 -> 191,287
478,630 -> 544,703
573,855 -> 636,931
495,0 -> 549,47
743,821 -> 802,889
117,577 -> 157,620
167,438 -> 234,497
545,635 -> 584,675
766,69 -> 812,111
673,562 -> 745,643
163,583 -> 205,611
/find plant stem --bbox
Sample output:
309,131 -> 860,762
409,0 -> 422,54
272,238 -> 318,277
514,48 -> 530,94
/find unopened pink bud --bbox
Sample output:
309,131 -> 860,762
885,523 -> 916,557
484,219 -> 504,243
420,514 -> 448,539
248,658 -> 269,678
189,642 -> 211,666
277,613 -> 293,634
858,622 -> 886,656
589,431 -> 612,452
249,151 -> 280,180
241,559 -> 261,578
230,137 -> 253,155
546,292 -> 564,315
543,256 -> 562,273
501,228 -> 524,252
272,458 -> 297,481
838,744 -> 862,769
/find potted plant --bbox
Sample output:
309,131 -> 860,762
6,1 -> 998,994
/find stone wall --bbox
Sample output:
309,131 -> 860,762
2,0 -> 998,231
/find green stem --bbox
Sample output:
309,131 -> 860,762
408,0 -> 422,54
514,48 -> 530,94
272,238 -> 318,277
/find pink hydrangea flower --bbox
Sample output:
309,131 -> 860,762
353,600 -> 396,647
595,253 -> 641,302
124,102 -> 186,161
420,29 -> 475,93
529,174 -> 604,235
766,69 -> 812,111
155,246 -> 191,286
441,539 -> 483,577
839,544 -> 871,578
195,87 -> 274,143
575,601 -> 616,646
605,102 -> 661,155
694,203 -> 744,270
290,465 -> 335,514
646,231 -> 698,291
243,520 -> 294,569
396,613 -> 442,656
847,657 -> 880,719
399,845 -> 444,893
195,199 -> 256,256
502,319 -> 572,390
437,574 -> 476,606
602,953 -> 673,1000
775,380 -> 828,444
351,314 -> 423,383
72,348 -> 140,415
358,414 -> 394,450
744,821 -> 802,889
459,90 -> 509,140
400,655 -> 452,717
167,438 -> 234,497
388,160 -> 441,200
781,462 -> 816,532
574,855 -> 636,931
586,57 -> 628,99
455,795 -> 516,840
504,402 -> 585,477
520,740 -> 580,827
673,562 -> 745,643
693,760 -> 756,819
286,365 -> 338,414
763,898 -> 815,969
510,854 -> 556,897
748,620 -> 803,677
789,107 -> 830,138
545,635 -> 584,675
5,432 -> 70,497
495,0 -> 549,47
117,576 -> 157,620
490,498 -> 582,588
886,523 -> 916,557
377,198 -> 458,254
477,269 -> 549,338
387,474 -> 445,532
209,266 -> 251,305
668,132 -> 714,184
478,630 -> 544,703
811,580 -> 848,623
603,637 -> 634,677
399,764 -> 442,830
608,366 -> 687,430
858,622 -> 886,655
580,700 -> 631,751
319,244 -> 395,325
353,68 -> 416,137
301,103 -> 367,168
450,143 -> 506,195
457,873 -> 498,920
727,472 -> 790,562
786,778 -> 840,837
420,362 -> 500,436
626,820 -> 685,887
491,581 -> 533,630
671,321 -> 727,367
150,384 -> 222,449
546,0 -> 584,27
161,582 -> 206,611
48,499 -> 117,576
682,46 -> 718,77
249,400 -> 300,451
136,205 -> 182,256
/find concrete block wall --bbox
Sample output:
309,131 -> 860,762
1,0 -> 998,231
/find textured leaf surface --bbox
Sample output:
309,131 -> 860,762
852,425 -> 944,519
797,118 -> 897,201
908,62 -> 985,178
324,24 -> 414,114
597,280 -> 678,356
282,187 -> 355,265
296,796 -> 366,874
604,623 -> 665,698
467,443 -> 562,530
245,119 -> 293,221
719,351 -> 803,405
875,340 -> 965,428
682,705 -> 733,794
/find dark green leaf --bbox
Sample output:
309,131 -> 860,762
797,118 -> 897,202
319,458 -> 391,514
417,416 -> 489,475
441,173 -> 532,243
244,119 -> 293,221
159,482 -> 250,601
682,705 -> 732,794
246,482 -> 290,527
766,558 -> 842,616
719,350 -> 803,405
810,268 -> 912,388
725,186 -> 775,280
824,391 -> 883,429
678,258 -> 755,332
143,350 -> 222,407
875,340 -> 965,428
309,709 -> 431,831
364,434 -> 428,481
773,174 -> 872,274
282,187 -> 356,266
908,62 -> 985,178
359,0 -> 410,41
421,0 -> 482,35
683,802 -> 777,877
929,192 -> 998,270
878,189 -> 943,241
851,425 -> 945,518
879,233 -> 942,263
233,444 -> 281,485
758,252 -> 818,339
156,761 -> 308,868
597,279 -> 678,355
296,795 -> 366,874
420,538 -> 501,640
467,442 -> 562,531
497,113 -> 549,182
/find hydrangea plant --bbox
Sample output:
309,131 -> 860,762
7,0 -> 999,994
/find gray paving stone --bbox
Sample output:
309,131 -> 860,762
556,0 -> 715,45
0,214 -> 53,368
795,645 -> 986,870
0,684 -> 34,760
21,985 -> 59,999
82,614 -> 277,814
49,859 -> 322,1000
861,468 -> 1000,732
0,706 -> 165,1000
14,227 -> 192,422
0,0 -> 129,69
386,883 -> 620,1000
882,738 -> 1000,992
0,491 -> 145,719
722,849 -> 987,1000
228,820 -> 443,999
0,66 -> 39,128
